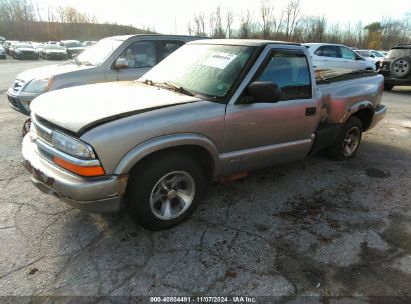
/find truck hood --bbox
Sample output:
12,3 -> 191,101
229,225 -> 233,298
30,81 -> 201,134
16,62 -> 94,81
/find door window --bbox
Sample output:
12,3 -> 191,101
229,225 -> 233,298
256,51 -> 312,100
314,45 -> 339,58
119,41 -> 156,68
157,40 -> 184,62
340,47 -> 356,60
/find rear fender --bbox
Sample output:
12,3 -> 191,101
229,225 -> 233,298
344,101 -> 374,125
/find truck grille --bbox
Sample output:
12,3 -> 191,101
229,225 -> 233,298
7,95 -> 19,108
32,117 -> 53,145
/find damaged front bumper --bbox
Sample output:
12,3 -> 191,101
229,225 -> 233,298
22,135 -> 128,212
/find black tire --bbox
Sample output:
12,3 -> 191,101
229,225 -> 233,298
127,152 -> 205,231
384,83 -> 394,91
22,118 -> 31,138
390,57 -> 411,79
326,116 -> 363,161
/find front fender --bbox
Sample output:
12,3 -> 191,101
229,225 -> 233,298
113,133 -> 222,178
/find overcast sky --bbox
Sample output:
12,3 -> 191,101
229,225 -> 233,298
36,0 -> 411,34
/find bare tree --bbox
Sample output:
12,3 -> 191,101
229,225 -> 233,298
192,12 -> 206,36
225,9 -> 234,38
57,6 -> 95,23
212,6 -> 226,38
0,0 -> 36,22
284,0 -> 301,41
260,0 -> 273,39
273,9 -> 284,39
187,21 -> 193,36
238,10 -> 253,38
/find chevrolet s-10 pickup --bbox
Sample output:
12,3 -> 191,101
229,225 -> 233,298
22,39 -> 386,230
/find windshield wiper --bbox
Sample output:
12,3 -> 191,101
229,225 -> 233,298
163,81 -> 194,96
140,79 -> 194,96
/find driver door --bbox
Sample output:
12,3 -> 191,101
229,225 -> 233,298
223,48 -> 320,175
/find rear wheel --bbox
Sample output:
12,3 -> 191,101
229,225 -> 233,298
390,57 -> 411,78
326,116 -> 363,160
127,152 -> 205,230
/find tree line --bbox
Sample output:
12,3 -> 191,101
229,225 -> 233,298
187,0 -> 411,50
0,0 -> 153,41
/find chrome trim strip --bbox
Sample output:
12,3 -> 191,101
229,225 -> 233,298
32,120 -> 53,144
36,139 -> 101,167
221,138 -> 312,160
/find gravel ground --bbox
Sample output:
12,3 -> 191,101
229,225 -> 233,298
0,59 -> 410,303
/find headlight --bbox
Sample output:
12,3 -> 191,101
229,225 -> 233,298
50,131 -> 105,176
51,131 -> 95,159
23,77 -> 53,93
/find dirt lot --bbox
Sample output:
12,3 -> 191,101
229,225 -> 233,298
0,59 -> 410,302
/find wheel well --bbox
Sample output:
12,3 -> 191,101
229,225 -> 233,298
129,145 -> 215,181
351,108 -> 373,131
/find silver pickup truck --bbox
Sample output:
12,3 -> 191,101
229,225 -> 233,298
8,34 -> 203,115
22,39 -> 386,230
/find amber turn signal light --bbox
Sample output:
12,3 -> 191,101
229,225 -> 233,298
54,156 -> 105,177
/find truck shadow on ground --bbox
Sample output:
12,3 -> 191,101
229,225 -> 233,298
45,138 -> 411,297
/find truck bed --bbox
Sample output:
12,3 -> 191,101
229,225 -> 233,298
315,68 -> 378,85
316,69 -> 384,125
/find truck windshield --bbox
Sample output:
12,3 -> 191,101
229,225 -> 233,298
141,44 -> 255,98
76,38 -> 123,66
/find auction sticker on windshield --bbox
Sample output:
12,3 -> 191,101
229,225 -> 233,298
203,52 -> 237,69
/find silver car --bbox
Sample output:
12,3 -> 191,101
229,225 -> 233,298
8,34 -> 205,115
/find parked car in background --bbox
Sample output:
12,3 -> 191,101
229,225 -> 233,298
31,42 -> 44,51
11,42 -> 39,60
8,34 -> 206,115
47,41 -> 59,45
304,43 -> 375,70
355,49 -> 383,70
59,40 -> 86,58
4,41 -> 18,55
39,44 -> 68,60
378,50 -> 389,57
83,41 -> 97,47
22,39 -> 386,230
0,45 -> 6,59
379,45 -> 411,91
369,50 -> 386,58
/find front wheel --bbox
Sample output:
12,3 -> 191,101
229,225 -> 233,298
326,116 -> 363,160
127,152 -> 205,230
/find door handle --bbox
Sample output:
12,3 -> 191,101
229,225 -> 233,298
305,107 -> 316,116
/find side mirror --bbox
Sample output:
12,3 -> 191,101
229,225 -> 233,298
239,81 -> 281,104
114,58 -> 129,69
355,55 -> 364,61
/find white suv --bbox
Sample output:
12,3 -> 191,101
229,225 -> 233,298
304,43 -> 375,70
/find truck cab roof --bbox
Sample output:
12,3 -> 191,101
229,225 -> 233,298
188,39 -> 301,47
